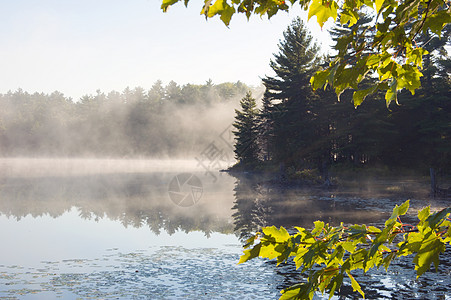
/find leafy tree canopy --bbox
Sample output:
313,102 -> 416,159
161,0 -> 450,106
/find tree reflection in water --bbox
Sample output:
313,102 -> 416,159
0,173 -> 236,237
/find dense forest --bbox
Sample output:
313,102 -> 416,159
232,18 -> 450,182
0,81 -> 260,157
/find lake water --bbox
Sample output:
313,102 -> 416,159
0,159 -> 450,299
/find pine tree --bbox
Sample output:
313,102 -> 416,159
233,91 -> 259,167
261,17 -> 323,169
389,25 -> 451,186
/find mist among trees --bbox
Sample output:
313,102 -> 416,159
0,80 -> 261,158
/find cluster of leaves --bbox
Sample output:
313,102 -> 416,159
161,0 -> 450,107
238,200 -> 451,299
311,0 -> 451,107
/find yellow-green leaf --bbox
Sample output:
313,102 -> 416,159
161,0 -> 179,11
385,78 -> 397,107
308,0 -> 338,28
413,234 -> 445,277
311,69 -> 330,90
347,272 -> 365,298
418,206 -> 431,222
207,0 -> 235,25
259,243 -> 280,260
375,0 -> 384,13
238,243 -> 262,264
262,225 -> 290,242
353,85 -> 377,107
312,221 -> 325,236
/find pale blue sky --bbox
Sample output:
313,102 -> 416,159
0,0 -> 332,100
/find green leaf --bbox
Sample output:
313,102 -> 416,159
311,69 -> 330,90
307,0 -> 338,28
342,240 -> 357,253
340,9 -> 358,26
294,247 -> 309,269
426,208 -> 451,230
384,78 -> 397,107
243,234 -> 258,248
397,200 -> 410,215
366,54 -> 381,68
280,284 -> 304,300
406,48 -> 428,69
262,226 -> 290,242
238,243 -> 261,264
353,85 -> 377,107
413,233 -> 446,277
397,65 -> 423,95
375,0 -> 384,13
161,0 -> 179,11
312,221 -> 325,236
327,273 -> 343,300
368,226 -> 382,234
423,10 -> 451,36
207,0 -> 236,25
259,243 -> 280,260
385,200 -> 409,226
382,252 -> 396,271
347,272 -> 365,298
418,207 -> 431,222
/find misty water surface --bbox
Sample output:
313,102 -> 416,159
0,159 -> 450,299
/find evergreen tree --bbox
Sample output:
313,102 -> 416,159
261,17 -> 323,169
389,25 -> 451,178
233,91 -> 259,167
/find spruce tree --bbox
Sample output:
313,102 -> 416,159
233,91 -> 259,167
261,17 -> 323,169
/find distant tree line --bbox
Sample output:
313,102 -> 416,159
0,80 -> 258,157
233,18 -> 450,179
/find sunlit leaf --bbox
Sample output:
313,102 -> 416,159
384,78 -> 397,107
161,0 -> 179,11
418,206 -> 431,222
353,85 -> 377,107
375,0 -> 384,13
311,69 -> 330,90
259,243 -> 280,260
413,233 -> 445,277
347,272 -> 365,298
308,0 -> 338,28
207,0 -> 236,25
312,221 -> 324,236
262,225 -> 290,242
238,243 -> 261,264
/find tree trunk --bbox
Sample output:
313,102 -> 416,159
430,167 -> 436,197
279,162 -> 286,182
322,161 -> 331,187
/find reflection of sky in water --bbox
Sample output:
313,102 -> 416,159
0,209 -> 286,299
0,208 -> 238,267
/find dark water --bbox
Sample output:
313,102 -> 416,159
0,159 -> 449,299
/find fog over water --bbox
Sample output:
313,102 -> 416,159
0,158 -> 203,177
